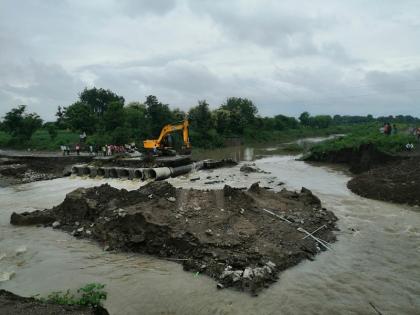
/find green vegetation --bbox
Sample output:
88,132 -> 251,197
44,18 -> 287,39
1,86 -> 419,151
307,123 -> 417,159
37,283 -> 107,307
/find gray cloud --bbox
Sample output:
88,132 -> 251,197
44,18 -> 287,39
1,0 -> 420,120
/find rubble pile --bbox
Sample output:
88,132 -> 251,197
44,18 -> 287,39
11,181 -> 337,294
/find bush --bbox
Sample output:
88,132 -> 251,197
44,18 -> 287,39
38,283 -> 107,307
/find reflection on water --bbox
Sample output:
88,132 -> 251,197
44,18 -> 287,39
1,143 -> 420,314
192,135 -> 344,162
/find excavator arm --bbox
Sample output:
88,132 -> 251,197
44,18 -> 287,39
143,119 -> 191,153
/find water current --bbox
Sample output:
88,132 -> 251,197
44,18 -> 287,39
1,142 -> 419,314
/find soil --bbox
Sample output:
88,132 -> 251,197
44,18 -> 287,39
304,143 -> 402,173
0,290 -> 109,315
11,181 -> 338,295
0,155 -> 93,185
348,157 -> 420,206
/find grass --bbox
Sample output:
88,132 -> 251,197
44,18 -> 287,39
36,283 -> 107,307
307,123 -> 416,159
0,129 -> 80,151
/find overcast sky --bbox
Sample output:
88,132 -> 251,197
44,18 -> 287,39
1,0 -> 420,120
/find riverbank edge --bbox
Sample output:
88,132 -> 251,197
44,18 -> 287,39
0,289 -> 109,315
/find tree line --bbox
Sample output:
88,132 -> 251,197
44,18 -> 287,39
1,87 -> 419,149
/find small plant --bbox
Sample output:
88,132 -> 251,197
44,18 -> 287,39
38,283 -> 107,307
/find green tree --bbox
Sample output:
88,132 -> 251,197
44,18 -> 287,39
63,102 -> 97,134
124,102 -> 149,139
79,87 -> 124,116
44,122 -> 58,140
299,111 -> 310,126
144,95 -> 173,137
2,105 -> 43,142
103,101 -> 125,132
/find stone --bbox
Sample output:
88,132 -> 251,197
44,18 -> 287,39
167,197 -> 176,202
243,267 -> 253,279
52,221 -> 60,228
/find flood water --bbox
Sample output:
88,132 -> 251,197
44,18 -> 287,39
1,140 -> 420,314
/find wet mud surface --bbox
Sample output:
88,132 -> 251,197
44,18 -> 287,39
304,143 -> 401,173
348,157 -> 420,206
0,290 -> 109,315
0,156 -> 92,185
10,181 -> 337,295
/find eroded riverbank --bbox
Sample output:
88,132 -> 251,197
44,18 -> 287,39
1,153 -> 420,314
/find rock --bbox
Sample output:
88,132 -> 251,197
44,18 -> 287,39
205,229 -> 213,236
52,221 -> 60,228
190,177 -> 200,182
217,283 -> 224,289
167,197 -> 176,202
77,227 -> 84,233
85,230 -> 92,235
243,267 -> 253,279
266,261 -> 276,270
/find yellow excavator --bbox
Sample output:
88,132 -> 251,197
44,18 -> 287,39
143,119 -> 191,156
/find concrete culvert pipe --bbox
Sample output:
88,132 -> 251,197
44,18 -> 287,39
108,168 -> 118,178
88,166 -> 98,177
117,168 -> 130,178
133,169 -> 144,180
151,167 -> 172,180
142,168 -> 154,180
97,168 -> 106,177
77,166 -> 90,176
170,162 -> 205,178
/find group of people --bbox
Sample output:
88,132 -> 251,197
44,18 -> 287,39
60,143 -> 137,156
380,123 -> 397,135
99,144 -> 127,156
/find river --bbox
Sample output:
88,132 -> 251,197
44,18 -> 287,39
1,142 -> 420,314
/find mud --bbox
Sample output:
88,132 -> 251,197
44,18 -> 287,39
0,155 -> 93,185
348,157 -> 420,206
304,143 -> 401,173
10,181 -> 337,295
0,290 -> 109,315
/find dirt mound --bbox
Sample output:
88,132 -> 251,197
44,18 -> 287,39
305,143 -> 401,173
11,182 -> 338,295
348,157 -> 420,206
0,290 -> 108,315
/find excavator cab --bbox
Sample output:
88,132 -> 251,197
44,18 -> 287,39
143,119 -> 191,156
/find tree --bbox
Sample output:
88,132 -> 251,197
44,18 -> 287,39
2,105 -> 43,142
44,122 -> 58,140
144,95 -> 173,137
124,102 -> 149,139
274,115 -> 298,130
189,100 -> 214,131
79,87 -> 124,116
103,101 -> 125,132
63,102 -> 97,134
299,112 -> 310,126
221,97 -> 258,134
55,106 -> 66,128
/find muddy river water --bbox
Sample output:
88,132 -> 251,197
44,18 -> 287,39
1,142 -> 420,314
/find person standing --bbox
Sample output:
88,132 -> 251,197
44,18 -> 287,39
75,143 -> 80,156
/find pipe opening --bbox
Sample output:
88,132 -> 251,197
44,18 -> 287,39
109,168 -> 118,178
134,170 -> 143,179
119,169 -> 129,177
97,168 -> 105,176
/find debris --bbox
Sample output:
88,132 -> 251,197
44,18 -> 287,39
10,181 -> 337,294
